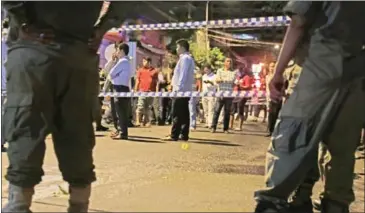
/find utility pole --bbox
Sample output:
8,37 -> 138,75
205,0 -> 210,62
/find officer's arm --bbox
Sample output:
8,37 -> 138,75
95,2 -> 135,31
274,1 -> 321,76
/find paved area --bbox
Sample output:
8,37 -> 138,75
1,122 -> 364,212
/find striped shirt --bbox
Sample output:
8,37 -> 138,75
215,69 -> 236,92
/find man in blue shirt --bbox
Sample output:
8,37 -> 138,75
162,39 -> 195,141
108,43 -> 132,140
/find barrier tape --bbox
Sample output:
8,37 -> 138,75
110,16 -> 290,32
97,91 -> 266,98
2,91 -> 267,98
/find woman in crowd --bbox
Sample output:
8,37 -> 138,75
201,64 -> 217,128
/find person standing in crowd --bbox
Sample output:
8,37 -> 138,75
230,65 -> 252,131
254,2 -> 365,213
1,18 -> 9,153
150,62 -> 162,125
201,64 -> 217,128
265,61 -> 282,137
108,43 -> 132,140
162,39 -> 195,141
134,57 -> 158,127
251,67 -> 268,123
93,67 -> 109,132
157,60 -> 173,125
211,57 -> 236,133
1,1 -> 128,212
189,66 -> 202,131
101,46 -> 120,129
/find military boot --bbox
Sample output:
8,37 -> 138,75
67,185 -> 91,213
254,200 -> 290,213
2,184 -> 34,213
321,198 -> 349,213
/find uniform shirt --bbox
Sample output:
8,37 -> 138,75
215,69 -> 236,92
3,2 -> 103,42
136,67 -> 158,92
284,1 -> 365,56
109,56 -> 131,87
171,52 -> 195,92
202,72 -> 217,92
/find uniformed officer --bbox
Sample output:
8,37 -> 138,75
1,2 -> 127,212
254,2 -> 365,213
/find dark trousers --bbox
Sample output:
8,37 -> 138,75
159,97 -> 171,124
170,98 -> 190,140
267,101 -> 282,134
212,98 -> 233,131
113,85 -> 130,136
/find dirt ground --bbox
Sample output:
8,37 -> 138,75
1,121 -> 364,212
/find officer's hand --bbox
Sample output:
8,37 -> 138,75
269,73 -> 285,102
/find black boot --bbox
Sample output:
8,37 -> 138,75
67,185 -> 91,213
321,198 -> 349,213
2,184 -> 34,212
254,200 -> 289,213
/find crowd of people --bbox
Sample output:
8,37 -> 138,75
95,43 -> 306,140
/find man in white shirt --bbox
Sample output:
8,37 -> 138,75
108,43 -> 132,140
163,39 -> 195,141
201,64 -> 217,128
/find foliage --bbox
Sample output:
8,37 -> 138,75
189,41 -> 225,72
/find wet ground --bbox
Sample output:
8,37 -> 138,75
1,121 -> 364,212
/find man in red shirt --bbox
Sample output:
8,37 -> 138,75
134,57 -> 158,126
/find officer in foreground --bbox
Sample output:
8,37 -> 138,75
1,2 -> 126,212
254,1 -> 365,213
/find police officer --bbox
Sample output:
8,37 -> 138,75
1,2 -> 127,212
254,2 -> 365,213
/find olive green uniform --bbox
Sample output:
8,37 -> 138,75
254,1 -> 365,212
2,2 -> 125,212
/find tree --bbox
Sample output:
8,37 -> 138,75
189,30 -> 225,71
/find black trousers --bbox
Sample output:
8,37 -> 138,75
267,101 -> 282,134
113,85 -> 130,136
212,98 -> 233,131
170,98 -> 190,140
159,97 -> 171,124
